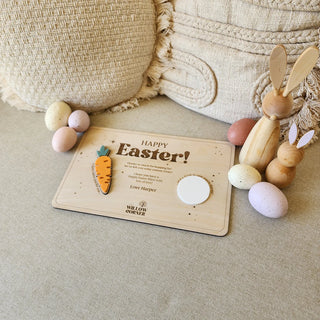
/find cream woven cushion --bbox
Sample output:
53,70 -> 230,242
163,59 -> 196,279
0,0 -> 319,139
0,0 -> 158,112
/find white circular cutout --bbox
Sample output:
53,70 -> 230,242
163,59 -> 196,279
177,176 -> 211,205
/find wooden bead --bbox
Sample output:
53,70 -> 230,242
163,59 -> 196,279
277,141 -> 304,167
265,158 -> 296,189
262,89 -> 293,119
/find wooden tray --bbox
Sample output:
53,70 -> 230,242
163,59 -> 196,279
52,127 -> 235,236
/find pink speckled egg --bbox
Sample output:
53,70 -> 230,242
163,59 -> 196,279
52,127 -> 77,152
248,182 -> 288,218
68,110 -> 90,132
227,118 -> 257,146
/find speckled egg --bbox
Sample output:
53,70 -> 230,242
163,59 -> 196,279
227,118 -> 257,146
52,127 -> 77,152
248,182 -> 288,218
228,164 -> 261,190
68,110 -> 90,132
45,101 -> 72,131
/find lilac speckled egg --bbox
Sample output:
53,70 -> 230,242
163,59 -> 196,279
248,182 -> 288,218
52,127 -> 77,152
68,110 -> 90,132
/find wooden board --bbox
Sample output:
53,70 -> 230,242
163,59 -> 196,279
52,127 -> 235,236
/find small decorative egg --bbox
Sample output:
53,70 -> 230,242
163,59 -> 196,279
227,118 -> 257,146
248,182 -> 288,218
68,110 -> 90,132
228,164 -> 261,189
52,127 -> 77,152
45,101 -> 72,131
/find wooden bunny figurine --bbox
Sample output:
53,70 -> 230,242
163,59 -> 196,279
239,44 -> 319,172
265,123 -> 314,188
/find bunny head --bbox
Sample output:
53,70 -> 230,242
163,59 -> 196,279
277,122 -> 315,167
262,45 -> 319,120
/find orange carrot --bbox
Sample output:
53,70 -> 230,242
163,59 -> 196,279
95,146 -> 112,194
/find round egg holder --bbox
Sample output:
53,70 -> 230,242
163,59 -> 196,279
227,44 -> 318,219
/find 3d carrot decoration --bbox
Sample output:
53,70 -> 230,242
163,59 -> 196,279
95,146 -> 112,194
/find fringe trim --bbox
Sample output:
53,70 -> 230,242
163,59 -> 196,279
280,67 -> 320,145
108,0 -> 173,113
0,74 -> 42,112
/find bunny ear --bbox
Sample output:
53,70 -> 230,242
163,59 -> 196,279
269,44 -> 287,93
288,122 -> 298,145
283,46 -> 319,97
296,130 -> 315,149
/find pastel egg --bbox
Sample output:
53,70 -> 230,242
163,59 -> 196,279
52,127 -> 77,152
248,182 -> 288,218
228,164 -> 261,190
68,110 -> 90,132
45,101 -> 72,131
227,118 -> 257,146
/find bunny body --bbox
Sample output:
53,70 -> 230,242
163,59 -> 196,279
265,157 -> 296,189
239,115 -> 280,172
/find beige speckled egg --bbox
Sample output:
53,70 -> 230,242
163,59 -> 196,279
228,164 -> 261,190
68,110 -> 90,132
52,127 -> 77,152
248,182 -> 288,218
45,101 -> 72,131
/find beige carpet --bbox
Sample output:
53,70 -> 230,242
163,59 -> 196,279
1,96 -> 319,319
